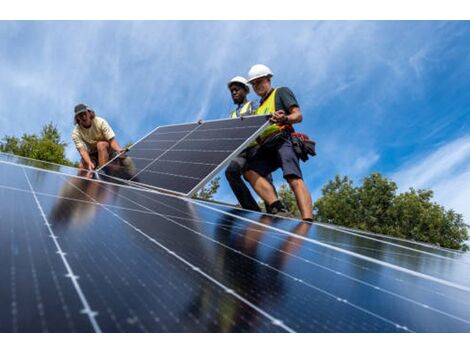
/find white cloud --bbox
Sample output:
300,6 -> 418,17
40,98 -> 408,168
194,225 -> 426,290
392,136 -> 470,189
392,135 -> 470,223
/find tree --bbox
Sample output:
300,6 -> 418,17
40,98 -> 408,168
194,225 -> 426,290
314,172 -> 469,251
193,176 -> 221,201
313,175 -> 358,227
356,172 -> 397,233
384,188 -> 468,250
0,122 -> 77,167
278,183 -> 301,218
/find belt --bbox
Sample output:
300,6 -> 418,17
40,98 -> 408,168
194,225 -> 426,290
256,126 -> 293,145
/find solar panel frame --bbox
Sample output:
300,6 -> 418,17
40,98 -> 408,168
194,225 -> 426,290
98,115 -> 271,197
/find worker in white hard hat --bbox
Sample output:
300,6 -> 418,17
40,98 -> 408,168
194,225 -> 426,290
243,64 -> 313,222
227,76 -> 256,118
224,75 -> 265,211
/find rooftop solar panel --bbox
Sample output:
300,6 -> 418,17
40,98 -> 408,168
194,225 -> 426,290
2,157 -> 470,332
99,115 -> 270,196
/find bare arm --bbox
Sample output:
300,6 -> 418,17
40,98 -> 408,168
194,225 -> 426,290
109,138 -> 128,154
270,106 -> 303,125
78,148 -> 95,170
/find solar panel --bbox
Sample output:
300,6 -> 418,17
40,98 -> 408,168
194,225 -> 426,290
99,115 -> 270,196
2,155 -> 470,332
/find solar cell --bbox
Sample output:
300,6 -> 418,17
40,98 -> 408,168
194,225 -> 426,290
99,115 -> 270,195
2,157 -> 470,332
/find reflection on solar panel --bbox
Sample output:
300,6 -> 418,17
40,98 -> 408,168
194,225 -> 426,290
99,115 -> 270,196
2,155 -> 470,332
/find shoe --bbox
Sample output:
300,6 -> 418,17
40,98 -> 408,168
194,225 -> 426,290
267,201 -> 292,218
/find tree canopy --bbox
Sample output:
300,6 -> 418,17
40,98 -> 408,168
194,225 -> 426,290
314,172 -> 469,251
0,122 -> 77,167
193,176 -> 221,201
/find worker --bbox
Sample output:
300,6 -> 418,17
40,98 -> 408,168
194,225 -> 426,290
72,104 -> 127,171
224,76 -> 276,212
243,64 -> 313,221
227,76 -> 256,119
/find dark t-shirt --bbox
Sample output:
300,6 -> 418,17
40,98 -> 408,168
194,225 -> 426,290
259,87 -> 299,113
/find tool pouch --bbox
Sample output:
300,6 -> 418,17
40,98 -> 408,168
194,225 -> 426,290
290,132 -> 316,162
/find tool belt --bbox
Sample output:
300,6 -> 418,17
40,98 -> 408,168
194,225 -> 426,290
255,130 -> 290,152
290,132 -> 316,162
255,124 -> 294,147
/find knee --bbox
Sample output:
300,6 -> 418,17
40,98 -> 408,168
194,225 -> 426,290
243,170 -> 257,183
225,163 -> 242,180
286,176 -> 303,189
96,141 -> 110,152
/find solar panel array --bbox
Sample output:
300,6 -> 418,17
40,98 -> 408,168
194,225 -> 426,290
1,154 -> 470,332
99,115 -> 269,196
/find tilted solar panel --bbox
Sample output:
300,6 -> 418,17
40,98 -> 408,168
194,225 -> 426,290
99,115 -> 270,196
2,156 -> 470,332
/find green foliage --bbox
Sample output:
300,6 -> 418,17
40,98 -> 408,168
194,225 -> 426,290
314,172 -> 469,251
313,176 -> 358,227
356,173 -> 397,233
0,122 -> 77,167
384,188 -> 468,250
194,176 -> 221,201
278,183 -> 301,218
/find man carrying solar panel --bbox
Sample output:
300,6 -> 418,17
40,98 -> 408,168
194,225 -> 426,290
224,76 -> 278,213
243,64 -> 314,222
72,104 -> 128,171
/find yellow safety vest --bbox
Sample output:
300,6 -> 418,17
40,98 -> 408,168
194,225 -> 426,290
248,88 -> 292,147
230,101 -> 253,119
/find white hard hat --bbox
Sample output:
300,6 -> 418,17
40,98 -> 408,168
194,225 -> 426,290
247,64 -> 273,83
227,76 -> 250,92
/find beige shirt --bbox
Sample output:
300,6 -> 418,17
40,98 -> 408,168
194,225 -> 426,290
72,116 -> 115,153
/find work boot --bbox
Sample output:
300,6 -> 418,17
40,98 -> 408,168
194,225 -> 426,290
267,200 -> 292,218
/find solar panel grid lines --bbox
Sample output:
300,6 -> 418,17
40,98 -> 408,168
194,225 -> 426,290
179,206 -> 466,328
103,119 -> 203,167
243,236 -> 470,326
333,224 -> 470,258
57,174 -> 296,333
22,169 -> 102,333
99,115 -> 270,196
206,199 -> 463,257
80,183 -> 402,331
317,223 -> 469,264
190,199 -> 470,294
205,215 -> 470,311
130,188 -> 450,268
0,182 -> 94,332
1,160 -> 468,284
70,182 -> 406,332
26,159 -> 466,296
0,158 -> 153,198
200,200 -> 470,269
20,164 -> 376,332
14,172 -> 272,332
3,158 -> 470,332
128,123 -> 202,181
313,239 -> 465,264
0,151 -> 81,179
102,185 -> 470,330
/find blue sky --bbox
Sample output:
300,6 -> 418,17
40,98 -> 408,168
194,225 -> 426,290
1,21 -> 470,223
